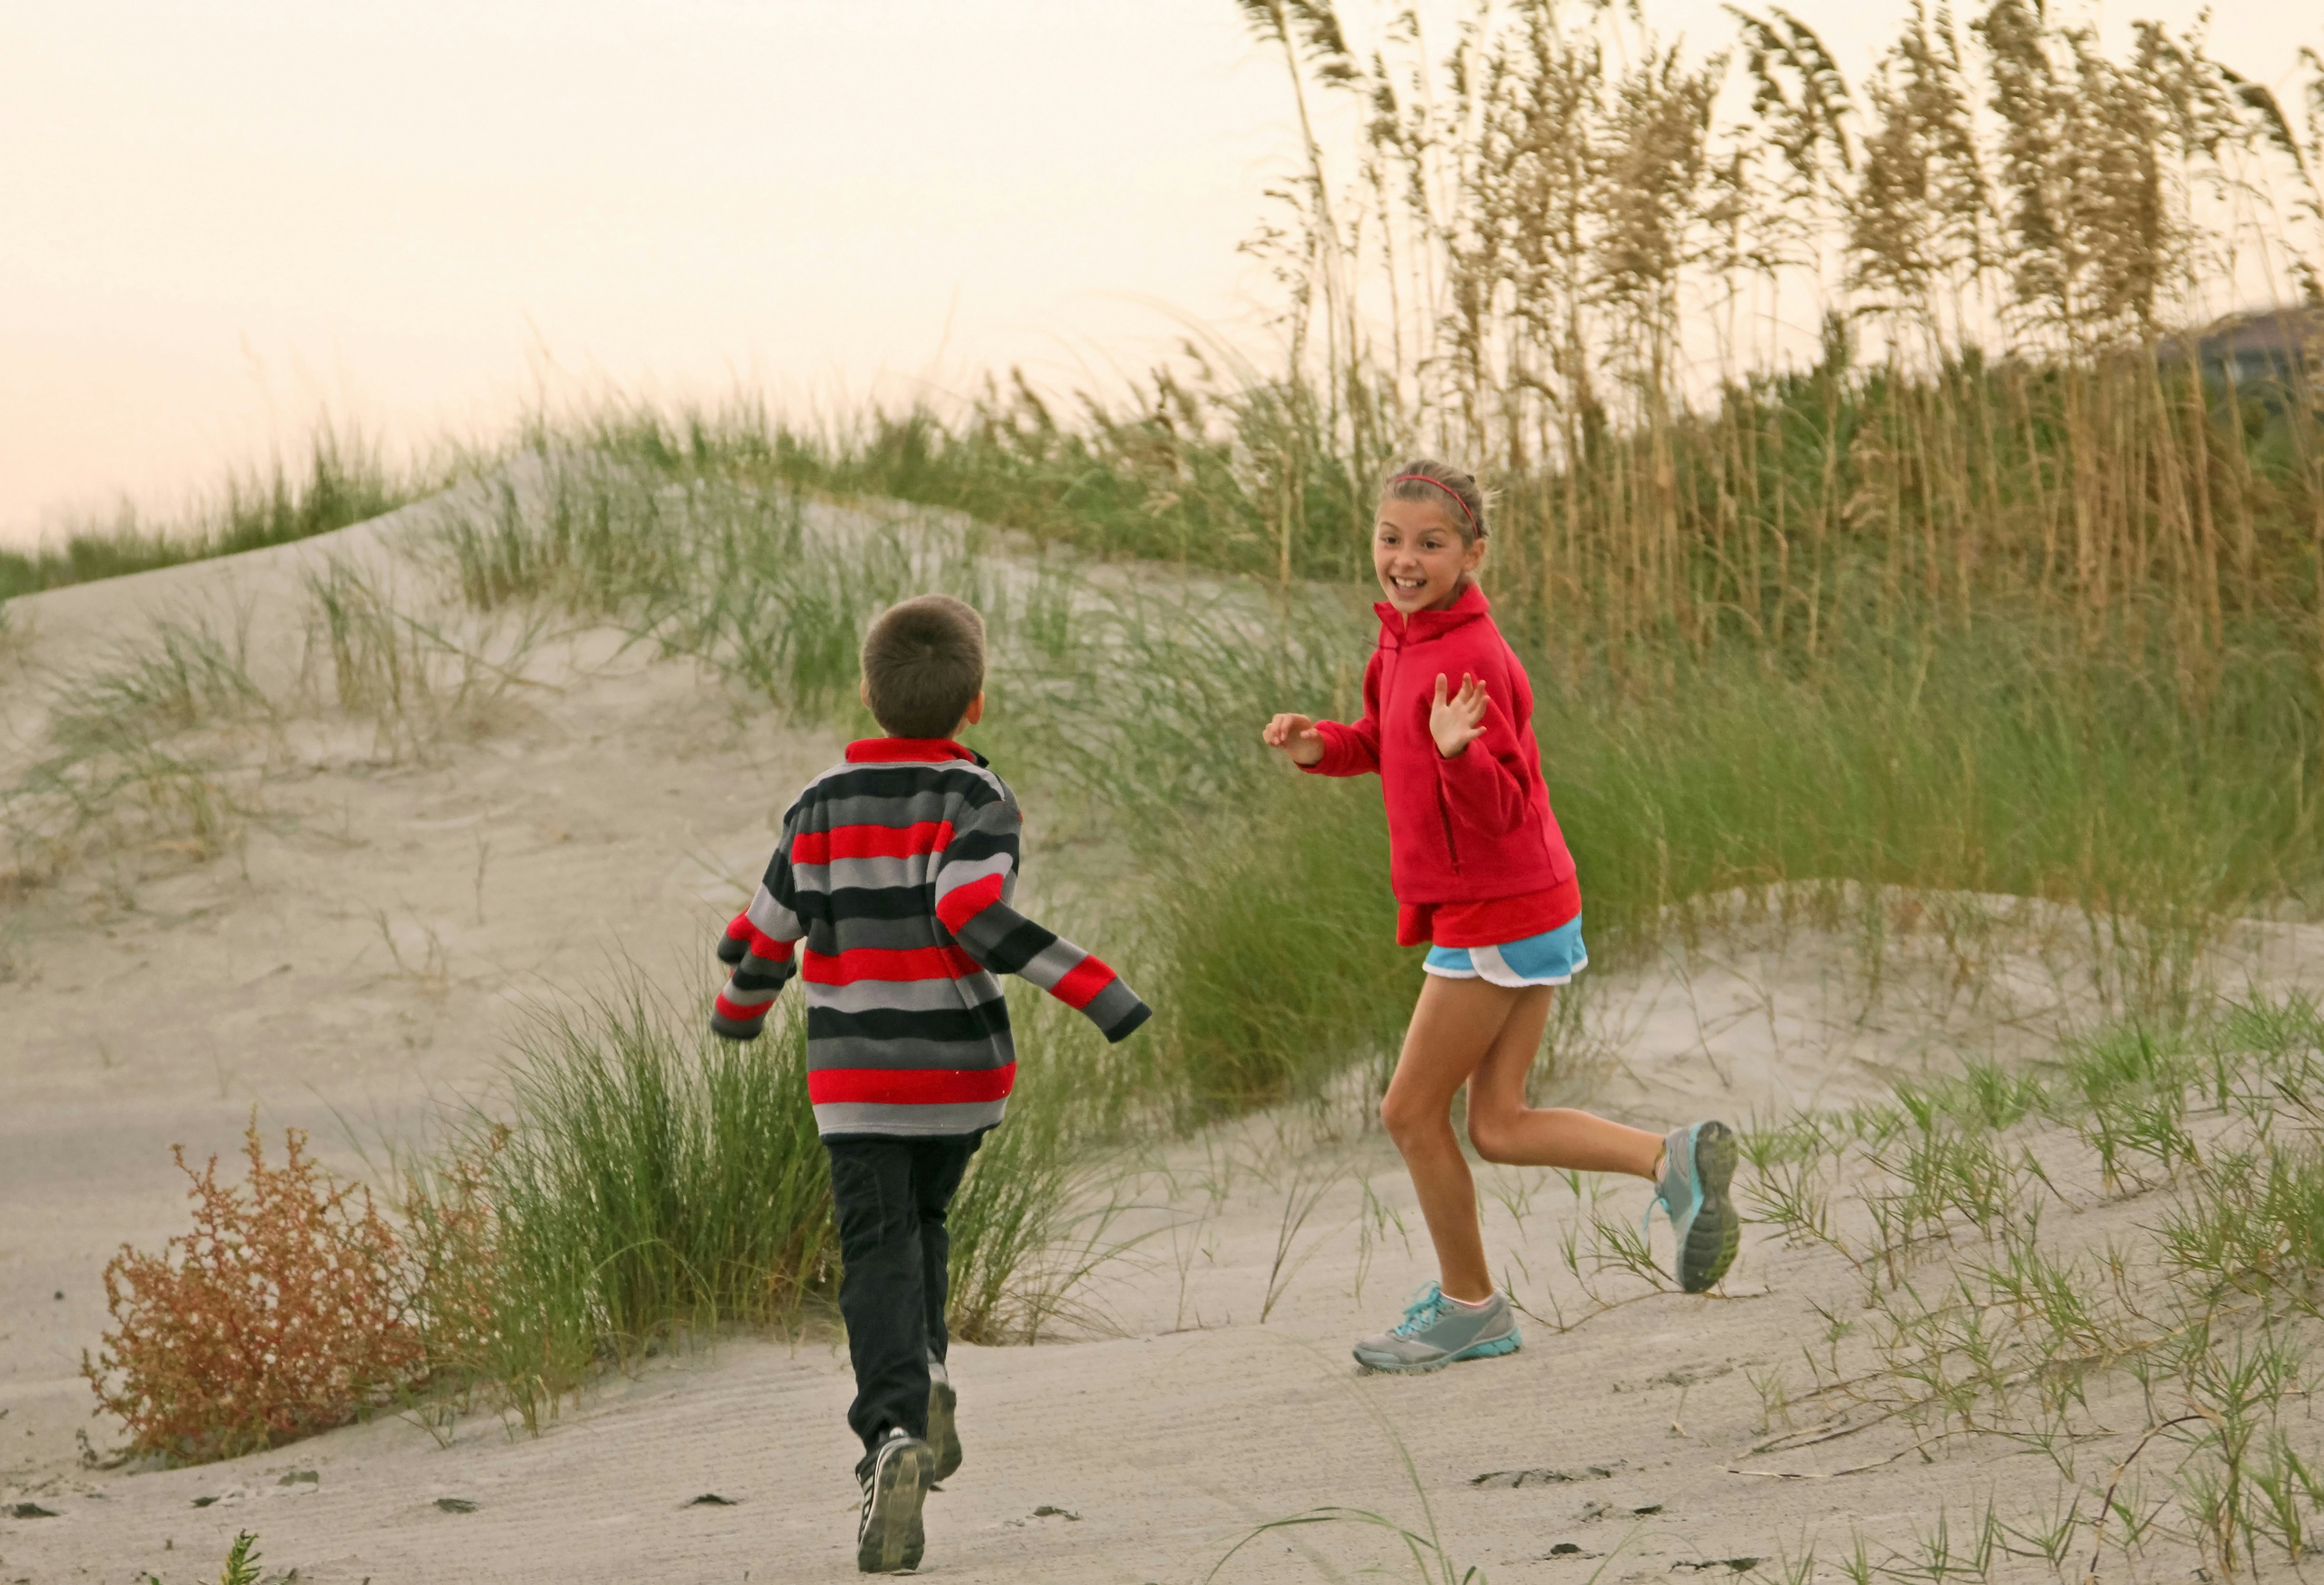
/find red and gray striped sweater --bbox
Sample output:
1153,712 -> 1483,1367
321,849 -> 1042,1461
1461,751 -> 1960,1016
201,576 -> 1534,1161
710,737 -> 1151,1137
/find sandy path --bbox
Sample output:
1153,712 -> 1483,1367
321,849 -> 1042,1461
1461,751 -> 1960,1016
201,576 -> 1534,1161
0,1115 -> 2201,1585
0,1163 -> 2033,1585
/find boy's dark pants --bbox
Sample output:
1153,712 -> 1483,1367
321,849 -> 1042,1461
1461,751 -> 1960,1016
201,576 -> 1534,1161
825,1130 -> 985,1459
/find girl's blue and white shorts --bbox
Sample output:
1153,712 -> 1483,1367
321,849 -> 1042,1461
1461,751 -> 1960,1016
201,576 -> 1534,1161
1423,913 -> 1588,988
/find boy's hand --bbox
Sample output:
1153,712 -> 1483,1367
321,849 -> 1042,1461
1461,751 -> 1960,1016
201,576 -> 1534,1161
1263,712 -> 1327,767
1430,673 -> 1489,758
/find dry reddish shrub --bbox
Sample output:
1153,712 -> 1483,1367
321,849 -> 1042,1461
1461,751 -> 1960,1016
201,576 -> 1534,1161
396,1129 -> 505,1381
83,1124 -> 423,1463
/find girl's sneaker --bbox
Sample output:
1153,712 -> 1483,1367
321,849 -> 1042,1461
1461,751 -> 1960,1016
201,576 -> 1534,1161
856,1427 -> 932,1574
1352,1283 -> 1521,1373
927,1360 -> 961,1483
1647,1120 -> 1741,1292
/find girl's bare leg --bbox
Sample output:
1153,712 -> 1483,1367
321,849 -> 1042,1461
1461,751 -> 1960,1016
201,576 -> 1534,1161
1381,976 -> 1665,1304
1377,974 -> 1527,1303
1465,989 -> 1662,1177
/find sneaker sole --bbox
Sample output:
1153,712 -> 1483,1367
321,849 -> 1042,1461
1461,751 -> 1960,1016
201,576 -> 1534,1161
1352,1327 -> 1522,1374
928,1379 -> 961,1484
858,1441 -> 931,1574
1677,1121 -> 1740,1293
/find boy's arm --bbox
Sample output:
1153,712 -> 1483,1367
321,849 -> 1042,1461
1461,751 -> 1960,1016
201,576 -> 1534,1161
1301,651 -> 1385,777
711,822 -> 808,1042
932,796 -> 1152,1043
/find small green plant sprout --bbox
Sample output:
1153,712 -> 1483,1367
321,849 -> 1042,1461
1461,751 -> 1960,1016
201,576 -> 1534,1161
217,1531 -> 262,1585
136,1527 -> 262,1585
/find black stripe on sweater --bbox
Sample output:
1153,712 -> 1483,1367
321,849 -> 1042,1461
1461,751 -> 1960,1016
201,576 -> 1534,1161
937,828 -> 1015,865
800,884 -> 947,922
807,999 -> 1016,1047
730,958 -> 797,994
960,914 -> 1060,976
804,765 -> 1008,813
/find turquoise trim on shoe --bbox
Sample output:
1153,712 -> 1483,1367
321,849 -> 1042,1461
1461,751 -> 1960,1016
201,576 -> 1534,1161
1646,1121 -> 1740,1293
1352,1282 -> 1523,1373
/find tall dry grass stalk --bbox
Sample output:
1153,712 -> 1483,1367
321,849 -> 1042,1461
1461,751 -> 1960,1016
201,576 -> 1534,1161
1218,1 -> 2324,688
653,6 -> 2324,732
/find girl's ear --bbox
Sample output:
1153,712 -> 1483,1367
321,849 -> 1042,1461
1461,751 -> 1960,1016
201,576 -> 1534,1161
1463,535 -> 1489,575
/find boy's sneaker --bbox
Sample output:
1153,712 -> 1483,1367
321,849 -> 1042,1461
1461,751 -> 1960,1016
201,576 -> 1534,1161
1352,1283 -> 1521,1373
1647,1120 -> 1741,1293
927,1359 -> 961,1484
856,1428 -> 932,1574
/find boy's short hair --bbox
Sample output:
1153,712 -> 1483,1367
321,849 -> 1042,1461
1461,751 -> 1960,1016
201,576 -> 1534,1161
861,595 -> 987,739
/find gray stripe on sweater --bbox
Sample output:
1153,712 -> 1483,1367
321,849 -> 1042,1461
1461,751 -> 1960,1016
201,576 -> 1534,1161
1081,978 -> 1145,1033
811,974 -> 1003,1016
933,850 -> 1014,903
812,1098 -> 1008,1136
805,916 -> 953,954
809,1029 -> 1018,1070
790,854 -> 928,895
1013,936 -> 1084,992
808,774 -> 1011,829
745,884 -> 805,941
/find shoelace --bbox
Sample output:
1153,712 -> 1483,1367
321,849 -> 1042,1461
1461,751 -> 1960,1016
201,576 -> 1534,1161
1390,1283 -> 1453,1337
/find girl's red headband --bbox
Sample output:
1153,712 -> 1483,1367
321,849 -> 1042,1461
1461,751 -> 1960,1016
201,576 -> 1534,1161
1390,474 -> 1481,536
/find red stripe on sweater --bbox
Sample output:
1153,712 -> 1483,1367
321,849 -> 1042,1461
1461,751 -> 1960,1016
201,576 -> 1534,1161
724,912 -> 753,943
807,1062 -> 1017,1105
1049,954 -> 1116,1011
714,990 -> 774,1022
801,945 -> 980,985
791,820 -> 953,865
935,872 -> 1004,932
747,928 -> 796,962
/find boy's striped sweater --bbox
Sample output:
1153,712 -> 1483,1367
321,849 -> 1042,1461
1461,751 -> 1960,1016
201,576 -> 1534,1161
711,737 -> 1151,1137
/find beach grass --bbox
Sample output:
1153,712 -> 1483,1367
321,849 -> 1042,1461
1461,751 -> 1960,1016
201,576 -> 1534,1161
401,979 -> 1116,1425
0,424 -> 417,603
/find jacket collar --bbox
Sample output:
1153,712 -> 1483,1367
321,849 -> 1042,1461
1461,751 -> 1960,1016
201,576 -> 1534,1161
845,737 -> 987,766
1374,580 -> 1491,641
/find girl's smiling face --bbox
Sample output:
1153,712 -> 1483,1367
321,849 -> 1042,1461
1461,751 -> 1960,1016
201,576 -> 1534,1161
1373,496 -> 1485,614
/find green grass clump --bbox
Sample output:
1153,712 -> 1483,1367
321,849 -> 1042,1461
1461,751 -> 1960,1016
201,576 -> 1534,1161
404,981 -> 1104,1426
1,610 -> 273,879
1733,993 -> 2324,1579
1150,772 -> 1414,1119
1,426 -> 414,603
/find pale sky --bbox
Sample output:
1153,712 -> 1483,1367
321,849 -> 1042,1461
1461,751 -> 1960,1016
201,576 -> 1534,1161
3,0 -> 2314,547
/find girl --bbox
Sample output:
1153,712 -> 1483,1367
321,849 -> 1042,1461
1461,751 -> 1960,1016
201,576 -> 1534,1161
1262,460 -> 1740,1372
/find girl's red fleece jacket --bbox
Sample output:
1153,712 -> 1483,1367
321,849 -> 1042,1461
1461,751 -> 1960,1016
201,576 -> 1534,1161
1304,583 -> 1577,942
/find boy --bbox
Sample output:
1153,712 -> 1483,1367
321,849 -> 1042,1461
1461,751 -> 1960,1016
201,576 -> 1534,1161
709,594 -> 1151,1575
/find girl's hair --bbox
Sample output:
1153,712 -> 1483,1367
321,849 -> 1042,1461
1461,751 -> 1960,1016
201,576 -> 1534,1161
1380,459 -> 1488,544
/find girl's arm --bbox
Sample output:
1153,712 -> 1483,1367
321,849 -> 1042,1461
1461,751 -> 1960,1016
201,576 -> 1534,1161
1266,652 -> 1383,777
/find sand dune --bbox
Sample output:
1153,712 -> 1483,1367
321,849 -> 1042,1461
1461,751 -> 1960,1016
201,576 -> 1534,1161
3,494 -> 2318,1583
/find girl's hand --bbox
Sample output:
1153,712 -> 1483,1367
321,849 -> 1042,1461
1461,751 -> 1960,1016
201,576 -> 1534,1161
1430,673 -> 1489,759
1263,712 -> 1326,767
